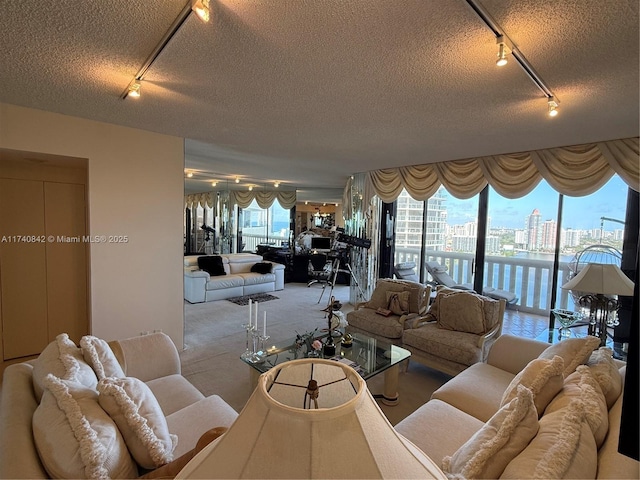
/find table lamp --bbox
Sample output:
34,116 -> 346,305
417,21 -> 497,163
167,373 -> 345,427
177,358 -> 445,479
562,263 -> 634,347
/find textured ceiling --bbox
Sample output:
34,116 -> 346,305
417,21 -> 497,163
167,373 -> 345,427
1,0 -> 638,202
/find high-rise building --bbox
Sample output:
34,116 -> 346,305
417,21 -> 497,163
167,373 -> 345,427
541,219 -> 557,250
525,209 -> 542,251
395,189 -> 447,251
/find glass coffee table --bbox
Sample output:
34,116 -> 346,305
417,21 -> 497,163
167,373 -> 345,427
240,332 -> 411,405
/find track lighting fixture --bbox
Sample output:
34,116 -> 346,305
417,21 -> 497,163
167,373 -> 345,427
547,96 -> 559,117
191,0 -> 211,23
496,36 -> 510,67
235,177 -> 240,183
274,181 -> 280,188
127,80 -> 141,98
211,181 -> 217,187
186,171 -> 194,178
248,185 -> 253,191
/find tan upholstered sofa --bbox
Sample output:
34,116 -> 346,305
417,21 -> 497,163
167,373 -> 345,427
395,334 -> 639,479
0,332 -> 238,479
403,286 -> 506,376
183,253 -> 285,303
346,278 -> 430,346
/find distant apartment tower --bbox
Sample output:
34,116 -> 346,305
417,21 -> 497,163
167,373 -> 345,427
526,209 -> 542,251
561,228 -> 582,248
395,189 -> 446,251
541,219 -> 557,250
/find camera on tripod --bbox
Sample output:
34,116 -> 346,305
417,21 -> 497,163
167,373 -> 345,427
200,224 -> 215,234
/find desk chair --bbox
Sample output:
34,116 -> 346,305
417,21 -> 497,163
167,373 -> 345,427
307,253 -> 330,287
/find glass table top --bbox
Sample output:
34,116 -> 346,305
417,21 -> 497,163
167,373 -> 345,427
241,332 -> 411,379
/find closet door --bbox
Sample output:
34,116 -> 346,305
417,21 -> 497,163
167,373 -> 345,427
44,182 -> 88,344
0,178 -> 49,360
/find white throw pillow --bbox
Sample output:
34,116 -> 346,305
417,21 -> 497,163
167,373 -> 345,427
443,385 -> 539,479
81,335 -> 126,380
501,355 -> 564,417
538,336 -> 600,377
33,374 -> 138,479
587,346 -> 623,409
98,377 -> 177,469
32,333 -> 98,401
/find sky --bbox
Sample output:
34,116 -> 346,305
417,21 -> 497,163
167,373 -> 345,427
443,176 -> 629,230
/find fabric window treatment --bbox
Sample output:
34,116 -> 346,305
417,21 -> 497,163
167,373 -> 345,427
364,137 -> 639,204
185,190 -> 296,210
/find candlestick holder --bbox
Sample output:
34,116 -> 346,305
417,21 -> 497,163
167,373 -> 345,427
241,323 -> 256,361
249,330 -> 266,363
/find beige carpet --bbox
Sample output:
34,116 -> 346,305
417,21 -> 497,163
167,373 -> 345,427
181,283 -> 452,426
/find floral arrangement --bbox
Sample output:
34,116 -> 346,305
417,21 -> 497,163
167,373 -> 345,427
294,328 -> 319,354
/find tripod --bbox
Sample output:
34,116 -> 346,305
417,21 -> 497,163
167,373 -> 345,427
317,254 -> 365,304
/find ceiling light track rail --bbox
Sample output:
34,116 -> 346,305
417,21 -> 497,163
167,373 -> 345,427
121,1 -> 210,99
464,0 -> 559,107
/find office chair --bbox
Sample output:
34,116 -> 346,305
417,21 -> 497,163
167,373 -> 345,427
307,253 -> 330,288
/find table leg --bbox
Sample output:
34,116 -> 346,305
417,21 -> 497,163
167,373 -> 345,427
382,364 -> 400,406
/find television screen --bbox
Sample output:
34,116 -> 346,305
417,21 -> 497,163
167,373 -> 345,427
311,236 -> 332,251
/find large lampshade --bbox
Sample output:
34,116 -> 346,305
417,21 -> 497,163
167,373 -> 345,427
177,359 -> 445,479
562,263 -> 634,296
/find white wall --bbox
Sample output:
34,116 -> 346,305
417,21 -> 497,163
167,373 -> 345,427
0,103 -> 185,347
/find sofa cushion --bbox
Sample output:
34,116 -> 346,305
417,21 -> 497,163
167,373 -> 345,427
32,333 -> 98,401
145,374 -> 206,416
206,275 -> 245,290
250,262 -> 273,274
386,290 -> 410,315
538,335 -> 600,377
81,335 -> 126,380
430,362 -> 516,422
165,395 -> 239,458
442,385 -> 539,479
501,355 -> 564,417
587,346 -> 623,409
33,374 -> 138,479
501,399 -> 597,479
98,377 -> 178,469
437,292 -> 486,334
544,365 -> 608,447
367,279 -> 427,314
346,307 -> 405,339
198,255 -> 226,276
395,399 -> 485,466
403,322 -> 486,368
242,272 -> 276,286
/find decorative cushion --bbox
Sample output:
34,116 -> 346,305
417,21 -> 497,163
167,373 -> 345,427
197,255 -> 226,276
544,365 -> 608,447
538,335 -> 600,377
98,377 -> 178,469
250,262 -> 273,274
442,385 -> 539,479
81,335 -> 126,380
32,333 -> 98,401
367,279 -> 427,314
437,291 -> 486,334
386,290 -> 410,315
501,356 -> 564,417
32,374 -> 138,479
501,399 -> 597,479
587,346 -> 623,409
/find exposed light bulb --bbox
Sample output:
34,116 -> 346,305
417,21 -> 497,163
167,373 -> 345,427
211,181 -> 217,187
191,0 -> 210,22
248,185 -> 253,191
548,97 -> 559,117
274,181 -> 280,188
127,80 -> 141,98
186,171 -> 194,178
235,177 -> 240,183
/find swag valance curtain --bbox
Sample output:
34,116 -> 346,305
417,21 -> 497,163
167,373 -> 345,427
365,137 -> 639,203
184,190 -> 297,210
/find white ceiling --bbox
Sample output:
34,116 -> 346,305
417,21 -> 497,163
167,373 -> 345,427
1,0 -> 638,203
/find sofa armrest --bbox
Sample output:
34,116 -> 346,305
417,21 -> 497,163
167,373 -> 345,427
485,334 -> 550,375
109,332 -> 181,382
184,269 -> 210,279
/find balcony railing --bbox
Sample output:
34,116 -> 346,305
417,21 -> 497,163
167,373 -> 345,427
395,247 -> 574,316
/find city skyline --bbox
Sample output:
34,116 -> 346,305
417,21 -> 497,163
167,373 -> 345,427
444,175 -> 628,231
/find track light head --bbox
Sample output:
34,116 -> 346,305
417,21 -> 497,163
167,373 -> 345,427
235,177 -> 240,183
496,36 -> 511,67
274,181 -> 280,188
548,96 -> 559,117
127,80 -> 141,98
191,0 -> 211,22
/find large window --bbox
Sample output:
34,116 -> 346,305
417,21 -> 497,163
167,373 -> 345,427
240,199 -> 291,252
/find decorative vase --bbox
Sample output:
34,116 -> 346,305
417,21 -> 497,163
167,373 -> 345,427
323,336 -> 336,357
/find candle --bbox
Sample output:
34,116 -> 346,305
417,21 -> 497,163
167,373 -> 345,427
254,302 -> 258,329
263,311 -> 267,336
248,299 -> 252,327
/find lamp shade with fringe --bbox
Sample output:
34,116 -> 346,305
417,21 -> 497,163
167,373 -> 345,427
177,358 -> 445,479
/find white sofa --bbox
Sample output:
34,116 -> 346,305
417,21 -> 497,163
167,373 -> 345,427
395,334 -> 639,479
183,253 -> 285,303
0,332 -> 239,479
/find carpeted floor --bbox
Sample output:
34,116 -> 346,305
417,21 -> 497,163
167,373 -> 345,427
181,283 -> 452,425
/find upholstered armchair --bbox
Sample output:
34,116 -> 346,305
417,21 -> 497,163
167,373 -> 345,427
403,286 -> 505,376
346,279 -> 430,346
